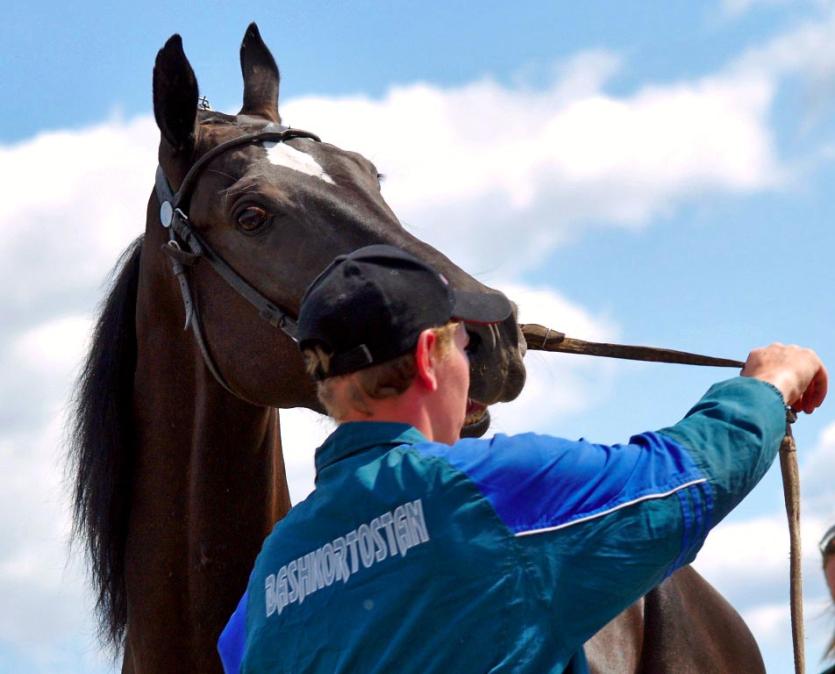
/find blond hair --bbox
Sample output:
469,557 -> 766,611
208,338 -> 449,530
303,322 -> 460,421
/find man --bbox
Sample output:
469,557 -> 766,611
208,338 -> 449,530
218,245 -> 827,673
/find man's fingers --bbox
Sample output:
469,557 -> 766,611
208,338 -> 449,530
816,365 -> 829,404
791,364 -> 828,414
807,366 -> 828,411
742,344 -> 827,414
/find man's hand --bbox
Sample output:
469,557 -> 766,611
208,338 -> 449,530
741,343 -> 828,414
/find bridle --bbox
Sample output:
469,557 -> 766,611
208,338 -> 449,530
154,124 -> 322,398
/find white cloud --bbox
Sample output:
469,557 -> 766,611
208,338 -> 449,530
743,601 -> 792,642
720,0 -> 791,19
502,282 -> 616,341
13,315 -> 92,376
488,282 -> 619,434
732,9 -> 835,130
0,314 -> 93,438
283,57 -> 780,272
0,116 -> 155,325
743,599 -> 835,674
801,420 -> 835,520
694,514 -> 825,589
742,597 -> 833,667
0,412 -> 92,646
279,409 -> 335,505
734,9 -> 835,77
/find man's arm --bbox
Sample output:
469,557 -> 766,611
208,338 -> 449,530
532,344 -> 825,649
429,344 -> 826,656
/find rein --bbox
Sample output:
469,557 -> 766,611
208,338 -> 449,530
153,126 -> 321,397
521,323 -> 805,674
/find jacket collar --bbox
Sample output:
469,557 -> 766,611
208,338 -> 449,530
314,421 -> 428,476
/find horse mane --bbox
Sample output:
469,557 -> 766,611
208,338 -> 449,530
69,235 -> 144,649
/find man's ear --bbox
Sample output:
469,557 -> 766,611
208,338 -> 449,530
414,330 -> 439,392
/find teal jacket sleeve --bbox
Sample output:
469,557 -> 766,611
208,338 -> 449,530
658,376 -> 787,527
417,377 -> 786,654
523,376 -> 786,650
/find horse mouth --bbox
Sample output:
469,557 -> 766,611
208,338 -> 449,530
462,399 -> 490,438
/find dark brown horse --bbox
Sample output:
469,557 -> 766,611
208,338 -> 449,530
70,24 -> 524,674
585,565 -> 764,672
69,24 -> 764,674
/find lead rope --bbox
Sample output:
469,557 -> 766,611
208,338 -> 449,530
780,411 -> 804,674
520,324 -> 805,674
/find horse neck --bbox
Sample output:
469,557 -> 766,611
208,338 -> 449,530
131,328 -> 290,542
124,228 -> 292,671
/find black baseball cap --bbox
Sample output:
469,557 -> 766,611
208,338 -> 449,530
297,245 -> 512,379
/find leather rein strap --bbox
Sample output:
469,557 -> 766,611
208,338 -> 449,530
521,323 -> 805,674
154,126 -> 321,397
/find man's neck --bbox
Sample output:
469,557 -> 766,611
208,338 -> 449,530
340,391 -> 437,442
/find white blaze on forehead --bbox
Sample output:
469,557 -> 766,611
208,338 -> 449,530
263,141 -> 335,184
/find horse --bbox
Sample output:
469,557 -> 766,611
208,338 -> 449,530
70,23 -> 524,673
69,23 -> 764,674
585,564 -> 764,672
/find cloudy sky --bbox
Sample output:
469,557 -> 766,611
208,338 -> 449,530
2,1 -> 835,672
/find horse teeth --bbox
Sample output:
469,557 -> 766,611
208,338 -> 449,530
464,410 -> 485,425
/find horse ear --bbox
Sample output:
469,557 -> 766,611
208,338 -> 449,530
239,23 -> 281,123
153,34 -> 198,154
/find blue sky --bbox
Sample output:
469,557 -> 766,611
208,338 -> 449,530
2,2 -> 834,672
1,2 -> 822,140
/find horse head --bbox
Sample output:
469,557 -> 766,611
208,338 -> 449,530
148,23 -> 526,433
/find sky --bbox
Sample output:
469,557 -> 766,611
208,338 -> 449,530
2,1 -> 835,672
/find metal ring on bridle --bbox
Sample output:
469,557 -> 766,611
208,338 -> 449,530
160,201 -> 174,228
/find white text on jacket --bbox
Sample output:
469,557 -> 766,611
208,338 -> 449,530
264,498 -> 430,617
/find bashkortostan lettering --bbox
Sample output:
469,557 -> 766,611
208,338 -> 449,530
264,498 -> 430,617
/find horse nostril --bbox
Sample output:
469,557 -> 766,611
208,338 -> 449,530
466,330 -> 483,360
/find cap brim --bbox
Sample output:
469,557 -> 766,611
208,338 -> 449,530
450,290 -> 513,325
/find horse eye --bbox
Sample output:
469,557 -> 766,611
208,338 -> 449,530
237,206 -> 269,231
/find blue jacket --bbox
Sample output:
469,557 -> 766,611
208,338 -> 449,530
219,377 -> 786,673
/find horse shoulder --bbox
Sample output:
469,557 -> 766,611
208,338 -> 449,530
585,565 -> 764,673
585,597 -> 645,673
640,565 -> 765,673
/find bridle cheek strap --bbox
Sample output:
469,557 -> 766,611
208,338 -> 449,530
154,127 -> 321,398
